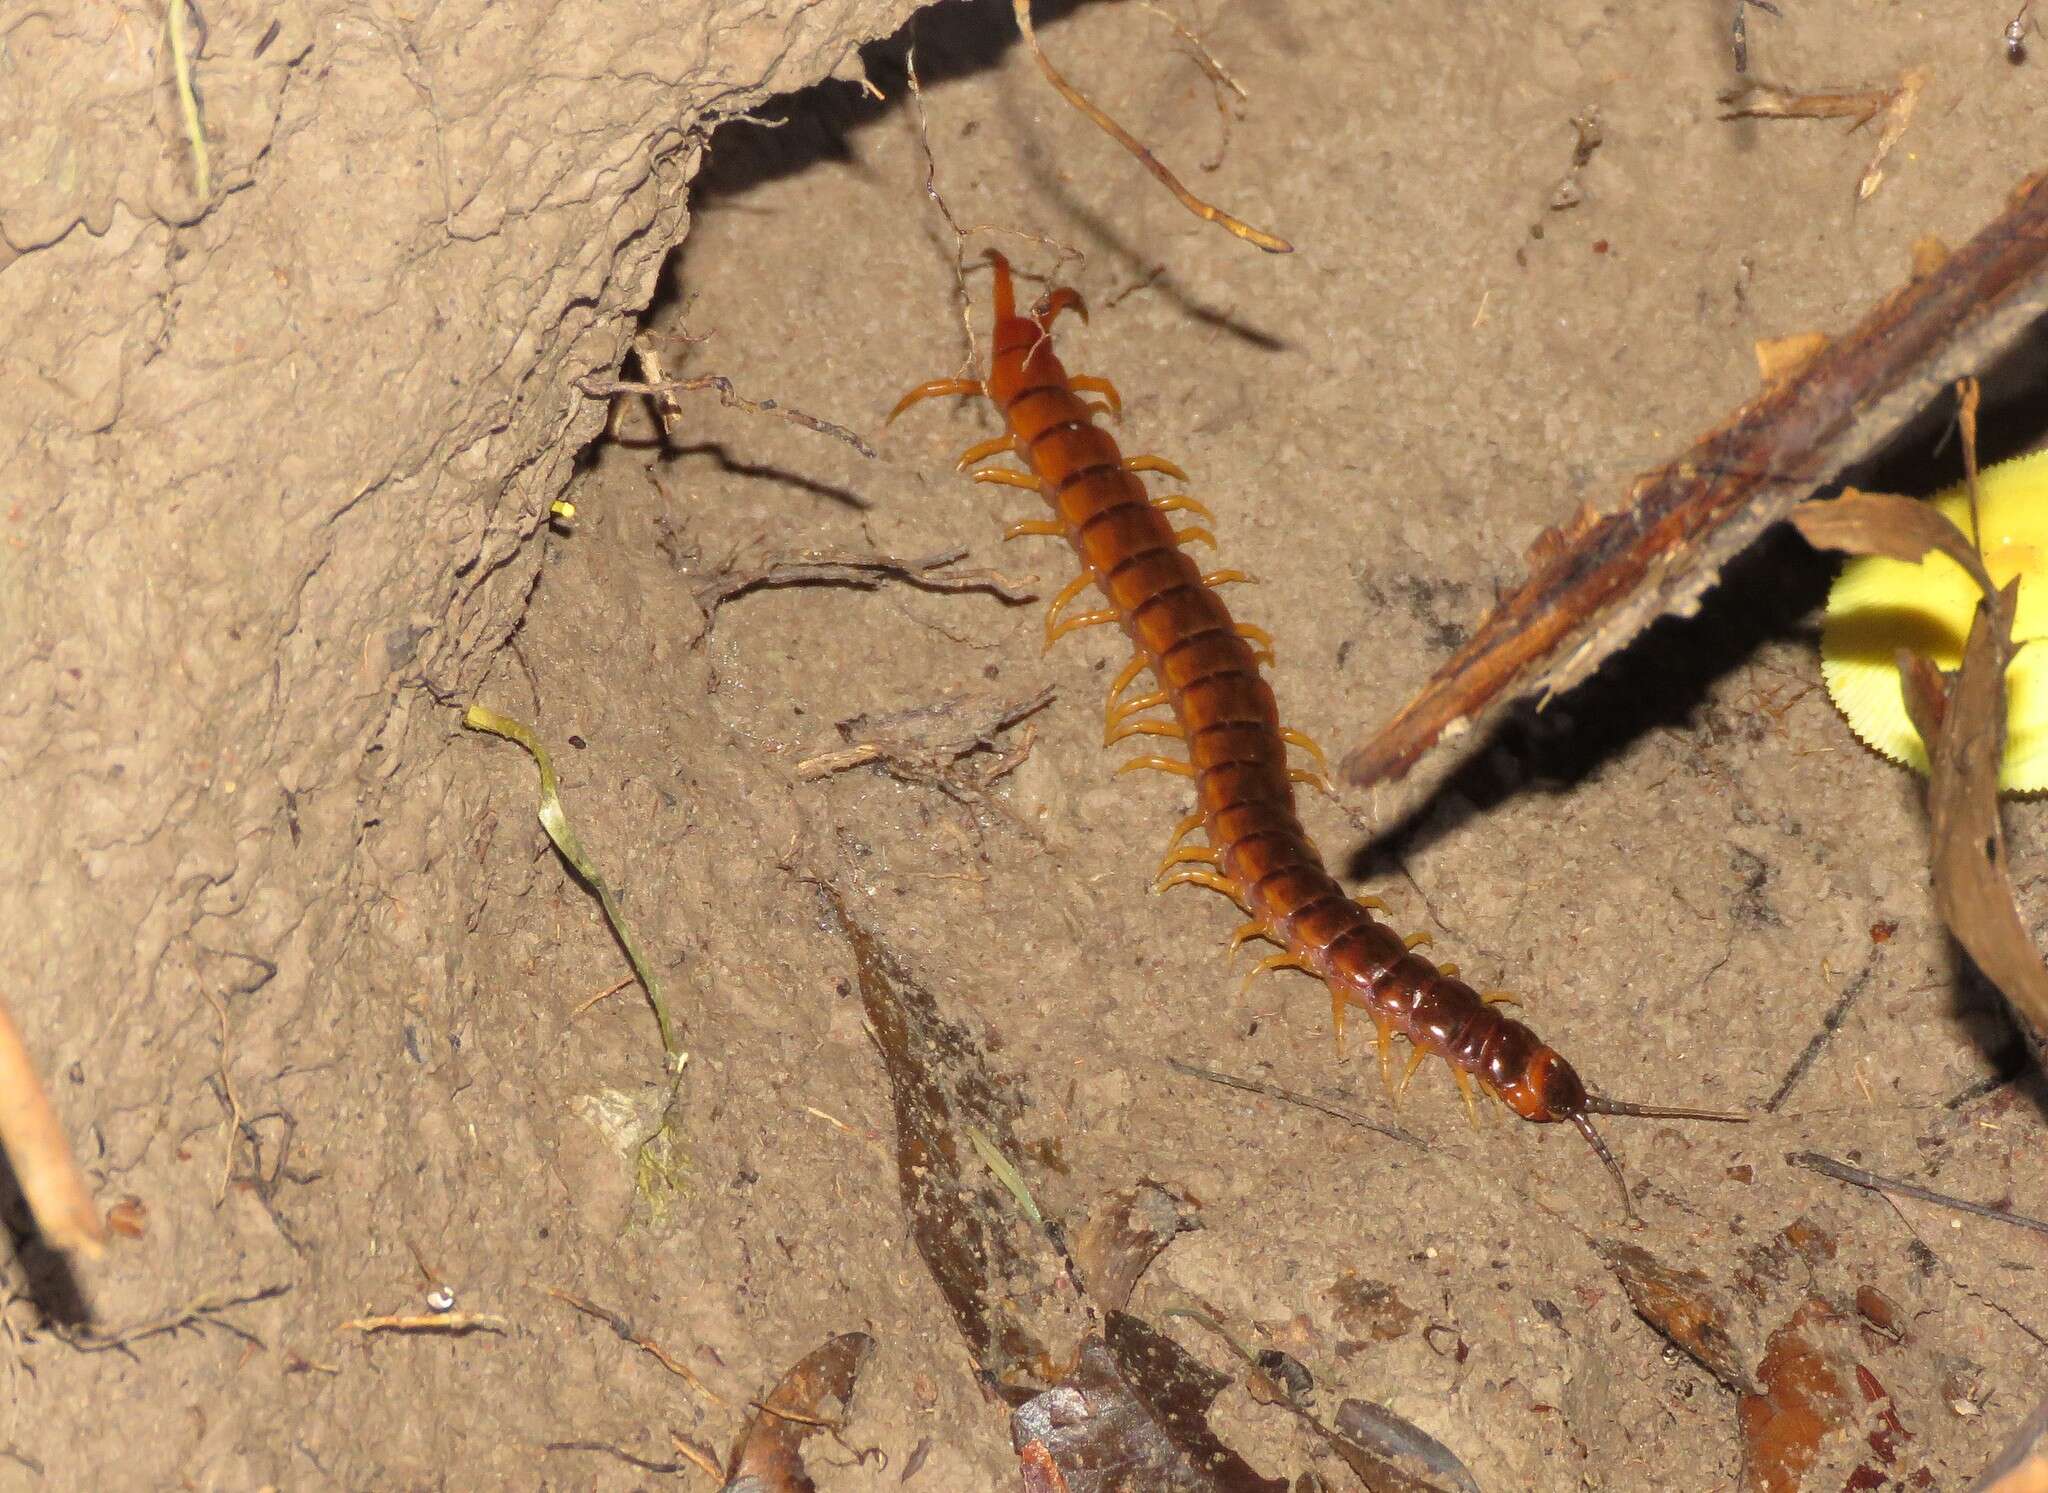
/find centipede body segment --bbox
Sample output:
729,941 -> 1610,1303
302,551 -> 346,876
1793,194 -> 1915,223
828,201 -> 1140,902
890,252 -> 1740,1215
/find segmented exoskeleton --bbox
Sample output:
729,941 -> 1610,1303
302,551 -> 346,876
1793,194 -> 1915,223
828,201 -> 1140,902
891,253 -> 1740,1215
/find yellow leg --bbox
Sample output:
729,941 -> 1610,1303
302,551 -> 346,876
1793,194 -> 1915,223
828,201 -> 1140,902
1398,1045 -> 1430,1099
1438,962 -> 1459,979
1278,726 -> 1331,778
1106,651 -> 1150,707
973,468 -> 1043,492
1239,952 -> 1311,996
887,377 -> 983,422
1044,571 -> 1096,635
1404,931 -> 1433,952
1157,844 -> 1220,877
1374,1018 -> 1396,1094
1153,869 -> 1248,910
1454,1069 -> 1481,1129
1107,717 -> 1185,746
1482,990 -> 1522,1008
1329,990 -> 1351,1056
1070,375 -> 1122,415
1045,609 -> 1120,649
1164,810 -> 1207,855
956,433 -> 1020,470
1003,517 -> 1063,541
1152,494 -> 1215,521
1172,525 -> 1218,551
1357,895 -> 1386,913
1125,454 -> 1189,482
1229,918 -> 1274,954
1289,767 -> 1336,797
1105,690 -> 1169,740
1234,623 -> 1277,664
1117,755 -> 1196,779
1201,568 -> 1256,590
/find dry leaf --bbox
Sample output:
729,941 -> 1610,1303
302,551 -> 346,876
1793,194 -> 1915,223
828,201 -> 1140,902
723,1331 -> 874,1493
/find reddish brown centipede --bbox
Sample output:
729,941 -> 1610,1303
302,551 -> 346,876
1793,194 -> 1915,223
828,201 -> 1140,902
890,252 -> 1742,1217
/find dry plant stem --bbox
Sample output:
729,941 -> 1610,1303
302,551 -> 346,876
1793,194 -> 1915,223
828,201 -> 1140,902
0,993 -> 104,1257
544,1286 -> 722,1402
1790,1150 -> 2048,1238
59,1284 -> 288,1352
578,365 -> 876,460
1340,168 -> 2048,802
1164,1057 -> 1423,1146
694,545 -> 1036,628
1009,0 -> 1291,254
338,1310 -> 510,1334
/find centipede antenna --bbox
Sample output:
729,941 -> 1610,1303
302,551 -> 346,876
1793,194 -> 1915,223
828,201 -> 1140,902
1571,1113 -> 1640,1225
1582,1096 -> 1749,1123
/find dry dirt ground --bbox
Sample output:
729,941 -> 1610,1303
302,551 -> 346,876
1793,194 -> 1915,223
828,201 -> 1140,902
13,0 -> 2048,1488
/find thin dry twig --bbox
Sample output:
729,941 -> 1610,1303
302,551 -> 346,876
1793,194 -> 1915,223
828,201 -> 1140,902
904,41 -> 1086,376
1165,1058 -> 1424,1146
1718,69 -> 1926,199
542,1441 -> 688,1475
0,994 -> 103,1257
1132,0 -> 1246,172
337,1310 -> 511,1335
579,346 -> 876,459
694,545 -> 1036,640
1790,1150 -> 2048,1238
544,1286 -> 722,1402
796,687 -> 1055,791
58,1284 -> 288,1353
1011,0 -> 1291,253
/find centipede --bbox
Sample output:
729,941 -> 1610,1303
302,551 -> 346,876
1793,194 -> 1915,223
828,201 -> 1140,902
890,252 -> 1743,1217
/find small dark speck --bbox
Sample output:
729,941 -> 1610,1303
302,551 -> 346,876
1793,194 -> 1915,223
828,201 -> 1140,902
402,1025 -> 424,1063
835,978 -> 851,997
568,734 -> 588,749
983,663 -> 1000,679
254,17 -> 281,55
1336,639 -> 1354,669
1534,1297 -> 1567,1332
449,1030 -> 461,1052
1986,835 -> 1999,862
1592,239 -> 1610,254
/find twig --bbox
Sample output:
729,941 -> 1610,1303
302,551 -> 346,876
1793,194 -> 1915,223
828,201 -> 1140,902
338,1310 -> 511,1335
694,545 -> 1036,635
1166,1058 -> 1424,1146
0,993 -> 104,1256
1789,1150 -> 2048,1238
544,1286 -> 722,1402
1339,169 -> 2048,804
59,1284 -> 288,1353
1011,0 -> 1291,253
541,1441 -> 687,1475
577,361 -> 876,459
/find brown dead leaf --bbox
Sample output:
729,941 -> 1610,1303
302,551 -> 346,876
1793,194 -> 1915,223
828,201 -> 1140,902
723,1331 -> 873,1493
819,884 -> 1085,1400
1597,1240 -> 1759,1395
1011,1330 -> 1285,1493
1789,486 -> 1996,593
1738,1298 -> 1852,1493
1328,1400 -> 1483,1493
1920,580 -> 2048,1035
1069,1182 -> 1199,1316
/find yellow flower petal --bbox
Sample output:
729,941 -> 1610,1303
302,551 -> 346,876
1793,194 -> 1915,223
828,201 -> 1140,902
1819,449 -> 2048,794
